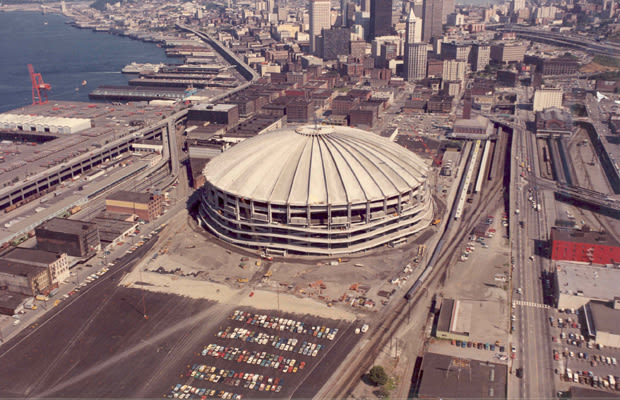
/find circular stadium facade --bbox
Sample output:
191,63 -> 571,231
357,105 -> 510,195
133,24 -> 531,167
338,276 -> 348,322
198,125 -> 433,256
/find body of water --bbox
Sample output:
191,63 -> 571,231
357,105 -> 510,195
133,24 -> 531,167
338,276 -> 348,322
0,11 -> 176,112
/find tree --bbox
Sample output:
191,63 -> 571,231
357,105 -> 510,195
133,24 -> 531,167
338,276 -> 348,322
369,365 -> 388,386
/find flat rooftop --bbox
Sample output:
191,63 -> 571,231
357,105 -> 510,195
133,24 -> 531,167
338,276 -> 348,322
556,262 -> 620,301
551,227 -> 620,247
1,247 -> 64,265
106,190 -> 153,204
0,259 -> 46,277
418,352 -> 507,399
192,103 -> 237,112
0,101 -> 181,191
37,218 -> 97,235
586,301 -> 620,336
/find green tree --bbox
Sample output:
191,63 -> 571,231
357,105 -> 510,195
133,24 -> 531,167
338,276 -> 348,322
369,365 -> 388,386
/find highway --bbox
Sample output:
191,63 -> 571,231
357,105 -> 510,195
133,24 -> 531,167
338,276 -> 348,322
495,25 -> 620,57
510,107 -> 555,399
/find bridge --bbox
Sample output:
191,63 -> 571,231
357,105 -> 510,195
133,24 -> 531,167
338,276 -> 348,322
528,176 -> 620,215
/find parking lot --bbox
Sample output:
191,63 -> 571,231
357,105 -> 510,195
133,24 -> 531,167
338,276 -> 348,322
164,308 -> 360,399
548,309 -> 620,392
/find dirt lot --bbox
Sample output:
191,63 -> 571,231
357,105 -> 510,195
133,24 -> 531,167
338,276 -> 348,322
142,209 -> 441,319
429,201 -> 511,363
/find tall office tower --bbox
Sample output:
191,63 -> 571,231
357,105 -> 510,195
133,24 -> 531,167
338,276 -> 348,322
422,0 -> 443,42
369,0 -> 393,39
413,0 -> 424,18
405,8 -> 422,43
441,0 -> 454,23
362,0 -> 371,12
310,0 -> 331,53
404,9 -> 424,81
469,42 -> 490,72
341,0 -> 348,26
405,42 -> 427,81
511,0 -> 525,13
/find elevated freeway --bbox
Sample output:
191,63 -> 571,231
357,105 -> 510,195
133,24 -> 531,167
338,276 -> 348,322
494,25 -> 620,57
528,176 -> 620,215
176,24 -> 260,85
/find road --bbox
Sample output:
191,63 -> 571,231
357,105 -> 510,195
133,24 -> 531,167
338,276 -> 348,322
510,107 -> 555,399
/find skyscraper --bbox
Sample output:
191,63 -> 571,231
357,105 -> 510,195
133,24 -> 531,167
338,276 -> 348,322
405,8 -> 422,43
309,0 -> 331,53
369,0 -> 393,40
405,43 -> 427,81
422,0 -> 443,42
404,9 -> 425,81
341,0 -> 348,26
441,0 -> 454,23
511,0 -> 525,13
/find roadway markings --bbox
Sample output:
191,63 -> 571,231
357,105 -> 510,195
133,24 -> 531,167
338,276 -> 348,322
514,300 -> 551,309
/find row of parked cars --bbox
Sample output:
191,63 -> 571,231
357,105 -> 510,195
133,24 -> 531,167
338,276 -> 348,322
202,344 -> 306,373
169,383 -> 241,400
230,310 -> 338,341
564,369 -> 620,391
215,326 -> 325,357
449,339 -> 506,353
187,364 -> 284,393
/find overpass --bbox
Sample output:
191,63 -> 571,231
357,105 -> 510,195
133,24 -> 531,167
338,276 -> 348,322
528,176 -> 620,216
493,25 -> 620,57
0,110 -> 188,212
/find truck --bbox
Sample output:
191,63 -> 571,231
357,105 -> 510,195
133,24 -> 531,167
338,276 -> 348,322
69,205 -> 81,215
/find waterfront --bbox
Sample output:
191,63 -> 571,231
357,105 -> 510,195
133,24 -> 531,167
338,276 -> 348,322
0,11 -> 175,113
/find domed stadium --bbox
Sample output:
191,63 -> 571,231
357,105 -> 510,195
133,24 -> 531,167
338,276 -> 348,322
198,125 -> 433,256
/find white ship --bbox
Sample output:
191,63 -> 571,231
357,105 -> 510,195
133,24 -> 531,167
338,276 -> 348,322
121,62 -> 165,74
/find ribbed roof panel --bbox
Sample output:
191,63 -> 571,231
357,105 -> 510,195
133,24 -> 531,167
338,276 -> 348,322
204,125 -> 428,206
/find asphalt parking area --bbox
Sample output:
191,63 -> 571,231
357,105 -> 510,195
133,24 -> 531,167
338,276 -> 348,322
163,308 -> 360,399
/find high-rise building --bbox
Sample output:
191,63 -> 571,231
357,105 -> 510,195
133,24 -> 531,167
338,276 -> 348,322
469,42 -> 490,72
362,0 -> 371,11
511,0 -> 525,13
310,0 -> 331,53
442,0 -> 455,23
405,43 -> 427,81
322,27 -> 351,60
442,59 -> 467,81
370,0 -> 393,39
422,0 -> 443,42
405,8 -> 422,43
341,0 -> 348,26
441,41 -> 470,61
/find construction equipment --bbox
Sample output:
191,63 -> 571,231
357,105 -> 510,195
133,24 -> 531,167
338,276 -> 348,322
431,219 -> 441,225
406,128 -> 442,166
28,64 -> 51,105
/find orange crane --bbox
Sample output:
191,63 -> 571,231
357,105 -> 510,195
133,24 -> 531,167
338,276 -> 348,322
28,64 -> 51,105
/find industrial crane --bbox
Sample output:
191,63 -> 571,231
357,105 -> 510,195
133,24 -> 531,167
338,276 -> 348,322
28,64 -> 52,105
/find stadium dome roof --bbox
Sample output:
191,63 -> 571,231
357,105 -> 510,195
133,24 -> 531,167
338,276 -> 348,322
203,125 -> 428,206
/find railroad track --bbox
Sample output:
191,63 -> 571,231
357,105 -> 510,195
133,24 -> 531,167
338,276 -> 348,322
325,166 -> 506,398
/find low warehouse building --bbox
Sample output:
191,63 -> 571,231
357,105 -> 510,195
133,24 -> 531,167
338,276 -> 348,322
416,352 -> 507,399
105,191 -> 163,222
435,298 -> 472,341
555,263 -> 620,310
0,259 -> 53,296
36,218 -> 100,258
550,227 -> 620,265
583,300 -> 620,348
0,248 -> 69,284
